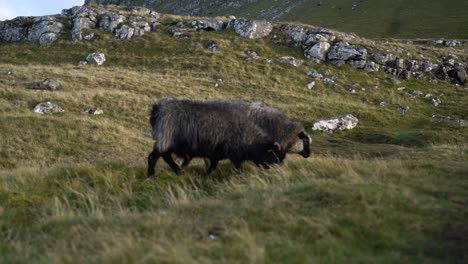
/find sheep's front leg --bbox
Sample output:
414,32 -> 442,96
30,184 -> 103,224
162,153 -> 183,175
203,159 -> 219,177
181,155 -> 191,167
147,147 -> 161,177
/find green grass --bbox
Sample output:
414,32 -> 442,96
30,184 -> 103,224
136,0 -> 468,39
0,11 -> 467,263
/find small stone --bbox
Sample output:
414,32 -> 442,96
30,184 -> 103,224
459,119 -> 467,127
397,87 -> 406,91
245,50 -> 260,61
323,78 -> 335,85
324,69 -> 332,75
77,61 -> 88,67
6,70 -> 13,75
307,81 -> 316,90
83,33 -> 95,41
277,56 -> 304,67
432,97 -> 441,107
307,70 -> 323,79
83,107 -> 103,115
380,101 -> 389,107
348,89 -> 357,94
207,41 -> 219,52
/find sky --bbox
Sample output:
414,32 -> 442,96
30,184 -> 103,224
0,0 -> 85,20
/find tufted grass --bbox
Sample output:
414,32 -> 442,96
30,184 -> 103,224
0,12 -> 467,263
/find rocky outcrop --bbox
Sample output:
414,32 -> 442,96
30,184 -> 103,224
1,5 -> 159,45
227,19 -> 273,39
312,114 -> 359,133
0,16 -> 64,45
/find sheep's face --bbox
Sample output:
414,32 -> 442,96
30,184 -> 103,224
262,142 -> 286,165
289,131 -> 312,157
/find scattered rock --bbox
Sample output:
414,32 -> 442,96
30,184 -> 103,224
33,101 -> 64,114
312,114 -> 358,133
307,81 -> 316,90
115,25 -> 135,40
323,78 -> 335,85
30,78 -> 60,91
459,119 -> 468,127
207,41 -> 219,52
432,97 -> 441,107
277,56 -> 304,67
83,107 -> 103,115
77,61 -> 88,67
324,69 -> 332,75
397,87 -> 406,91
245,50 -> 260,61
307,70 -> 323,79
227,19 -> 273,39
401,70 -> 411,80
380,101 -> 389,107
304,42 -> 331,62
86,52 -> 106,65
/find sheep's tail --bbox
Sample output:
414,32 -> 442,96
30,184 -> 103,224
149,103 -> 159,128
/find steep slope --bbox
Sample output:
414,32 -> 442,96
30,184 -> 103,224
84,0 -> 468,38
1,4 -> 467,263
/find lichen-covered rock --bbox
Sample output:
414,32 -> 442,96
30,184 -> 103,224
364,61 -> 380,72
277,56 -> 304,67
99,13 -> 126,33
281,24 -> 308,43
312,114 -> 358,133
304,42 -> 331,62
69,6 -> 98,42
33,101 -> 64,115
190,18 -> 224,31
373,53 -> 396,65
327,41 -> 366,61
115,25 -> 134,40
348,60 -> 367,69
86,52 -> 106,65
0,15 -> 64,45
227,19 -> 273,39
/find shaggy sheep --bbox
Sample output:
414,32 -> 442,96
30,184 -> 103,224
180,100 -> 311,167
148,98 -> 286,177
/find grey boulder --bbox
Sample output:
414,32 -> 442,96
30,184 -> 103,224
312,114 -> 359,133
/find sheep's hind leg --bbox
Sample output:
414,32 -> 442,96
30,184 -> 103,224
147,147 -> 161,177
162,153 -> 183,175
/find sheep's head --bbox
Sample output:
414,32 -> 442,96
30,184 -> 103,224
289,130 -> 312,158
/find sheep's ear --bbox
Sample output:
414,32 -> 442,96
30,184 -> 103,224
298,131 -> 306,138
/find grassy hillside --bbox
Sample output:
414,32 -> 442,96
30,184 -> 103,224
87,0 -> 468,39
1,13 -> 468,263
279,0 -> 468,39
